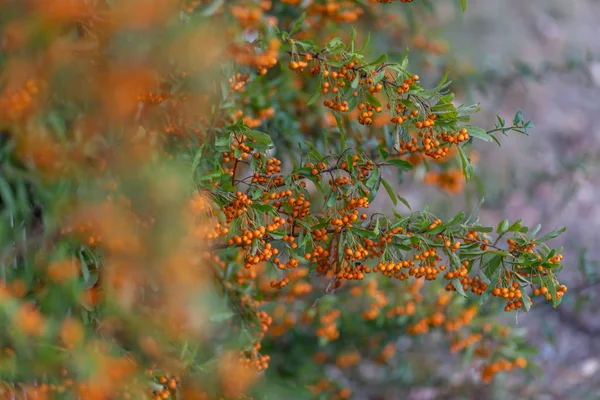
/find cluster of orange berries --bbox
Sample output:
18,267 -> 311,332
375,342 -> 397,363
439,127 -> 470,144
270,192 -> 311,220
0,79 -> 43,121
307,379 -> 352,400
444,306 -> 478,332
357,102 -> 383,125
239,310 -> 272,371
229,73 -> 250,92
137,90 -> 170,105
371,260 -> 410,281
270,276 -> 290,289
532,284 -> 567,301
316,309 -> 341,341
230,4 -> 265,30
428,218 -> 442,230
250,157 -> 283,186
304,160 -> 327,177
288,53 -> 312,73
222,135 -> 252,163
329,175 -> 353,190
306,1 -> 364,23
150,375 -> 180,400
412,33 -> 448,56
388,102 -> 413,124
361,280 -> 389,320
491,281 -> 526,312
336,351 -> 361,368
337,262 -> 371,281
222,191 -> 252,224
463,229 -> 490,250
450,333 -> 482,353
245,242 -> 279,269
507,237 -> 535,254
386,301 -> 417,317
481,357 -> 527,383
444,261 -> 488,296
60,222 -> 103,246
423,168 -> 465,194
241,107 -> 275,129
239,347 -> 271,372
395,74 -> 419,94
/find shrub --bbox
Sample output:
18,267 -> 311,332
0,1 -> 567,399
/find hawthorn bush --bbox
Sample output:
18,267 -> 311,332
0,1 -> 568,399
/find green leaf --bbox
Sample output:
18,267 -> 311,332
397,195 -> 411,210
191,145 -> 204,174
448,211 -> 465,226
333,112 -> 345,134
351,74 -> 360,89
537,227 -> 566,243
367,54 -> 387,67
346,154 -> 354,174
452,278 -> 467,297
521,290 -> 532,312
250,203 -> 276,213
460,0 -> 468,12
381,178 -> 397,206
325,193 -> 337,208
306,88 -> 321,106
465,197 -> 484,224
246,130 -> 272,145
360,32 -> 371,52
466,125 -> 493,142
0,175 -> 15,213
366,92 -> 381,108
497,219 -> 509,235
529,223 -> 542,239
507,219 -> 522,232
215,136 -> 230,147
458,146 -> 473,181
350,227 -> 378,240
290,12 -> 306,35
385,159 -> 413,170
305,141 -> 324,161
469,224 -> 493,233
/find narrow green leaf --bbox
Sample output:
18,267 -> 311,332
537,227 -> 566,243
350,226 -> 378,240
306,89 -> 321,106
290,12 -> 306,35
458,145 -> 473,181
250,203 -> 276,213
381,177 -> 397,206
385,159 -> 413,170
452,278 -> 467,297
247,130 -> 272,145
397,195 -> 411,210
